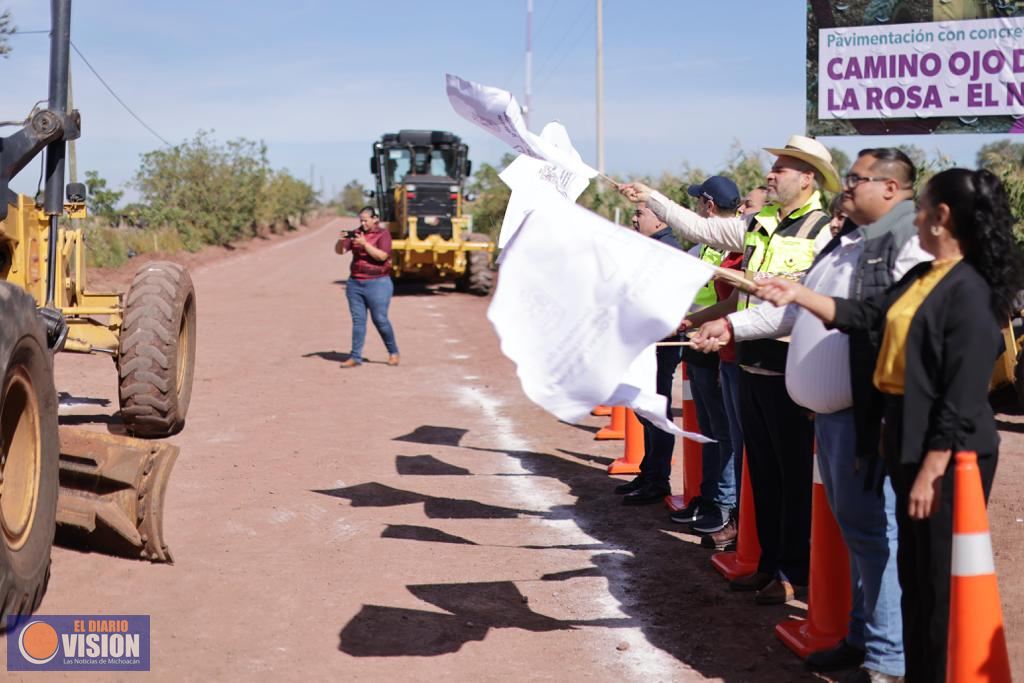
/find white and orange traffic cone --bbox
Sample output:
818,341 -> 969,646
776,453 -> 851,658
607,408 -> 644,475
946,451 -> 1011,683
666,363 -> 701,511
595,405 -> 626,441
711,450 -> 761,580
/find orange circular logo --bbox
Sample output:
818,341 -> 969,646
19,621 -> 59,664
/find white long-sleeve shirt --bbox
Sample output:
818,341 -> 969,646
729,210 -> 931,412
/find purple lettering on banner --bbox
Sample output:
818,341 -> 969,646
866,88 -> 882,110
921,53 -> 942,77
828,57 -> 844,80
968,83 -> 984,106
1009,82 -> 1024,106
845,89 -> 860,110
950,51 -> 970,76
884,86 -> 906,109
923,86 -> 942,108
828,89 -> 841,111
1015,49 -> 1024,73
983,50 -> 1006,75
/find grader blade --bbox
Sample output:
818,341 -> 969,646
55,427 -> 178,563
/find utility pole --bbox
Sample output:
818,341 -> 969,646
525,0 -> 533,128
596,0 -> 605,174
67,65 -> 77,184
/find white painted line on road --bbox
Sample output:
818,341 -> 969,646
451,354 -> 470,360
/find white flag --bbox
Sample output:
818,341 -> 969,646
446,74 -> 598,179
487,197 -> 715,442
497,122 -> 592,252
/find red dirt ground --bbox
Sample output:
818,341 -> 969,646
2,215 -> 1020,681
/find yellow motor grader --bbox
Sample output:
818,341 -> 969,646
369,130 -> 496,295
0,0 -> 193,622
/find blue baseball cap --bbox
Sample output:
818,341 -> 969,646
687,176 -> 741,210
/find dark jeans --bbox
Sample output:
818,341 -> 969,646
720,361 -> 745,501
739,370 -> 814,584
636,344 -> 681,489
689,362 -> 736,509
882,399 -> 997,683
346,276 -> 398,363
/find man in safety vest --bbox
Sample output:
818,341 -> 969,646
620,135 -> 838,605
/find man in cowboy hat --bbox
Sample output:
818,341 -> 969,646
620,134 -> 838,604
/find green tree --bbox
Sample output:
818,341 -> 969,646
83,170 -> 123,219
465,153 -> 515,239
0,10 -> 14,59
898,144 -> 953,192
827,146 -> 851,177
337,180 -> 367,216
134,131 -> 270,249
721,143 -> 767,195
977,141 -> 1024,244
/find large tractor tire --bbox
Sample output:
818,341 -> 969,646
0,283 -> 59,625
461,233 -> 496,296
117,262 -> 197,438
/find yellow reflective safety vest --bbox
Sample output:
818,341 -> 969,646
693,244 -> 725,308
738,192 -> 829,311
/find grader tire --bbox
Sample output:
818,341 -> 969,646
0,283 -> 60,626
462,233 -> 496,297
118,262 -> 197,438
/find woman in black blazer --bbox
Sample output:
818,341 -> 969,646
754,168 -> 1024,683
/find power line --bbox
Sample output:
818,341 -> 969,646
70,40 -> 172,146
9,30 -> 172,147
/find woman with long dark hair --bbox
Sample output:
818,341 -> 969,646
754,168 -> 1024,682
335,206 -> 400,367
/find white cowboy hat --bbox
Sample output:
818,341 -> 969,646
763,135 -> 841,193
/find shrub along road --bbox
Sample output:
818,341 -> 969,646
13,216 -> 1023,681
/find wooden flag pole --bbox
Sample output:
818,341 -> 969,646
711,266 -> 757,294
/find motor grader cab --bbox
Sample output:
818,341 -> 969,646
0,0 -> 191,623
370,130 -> 495,295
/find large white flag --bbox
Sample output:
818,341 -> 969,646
487,197 -> 715,441
497,121 -> 592,253
446,74 -> 598,180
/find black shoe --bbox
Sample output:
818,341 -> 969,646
805,639 -> 866,673
692,505 -> 730,534
622,482 -> 670,505
613,476 -> 645,495
668,496 -> 706,524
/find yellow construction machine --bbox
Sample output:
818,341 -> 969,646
0,0 -> 193,622
369,130 -> 496,294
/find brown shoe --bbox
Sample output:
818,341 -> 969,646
701,517 -> 738,551
755,578 -> 805,605
340,358 -> 360,368
729,571 -> 773,592
387,354 -> 400,367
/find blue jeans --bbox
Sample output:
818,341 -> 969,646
719,361 -> 744,490
816,409 -> 904,677
687,363 -> 736,509
346,276 -> 398,363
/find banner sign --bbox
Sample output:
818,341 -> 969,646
807,2 -> 1024,136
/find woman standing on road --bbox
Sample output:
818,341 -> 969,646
335,206 -> 400,368
753,168 -> 1024,682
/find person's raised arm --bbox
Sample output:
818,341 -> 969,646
619,182 -> 747,253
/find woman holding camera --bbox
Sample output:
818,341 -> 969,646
754,168 -> 1024,682
335,206 -> 400,367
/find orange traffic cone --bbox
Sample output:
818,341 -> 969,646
711,450 -> 761,580
947,451 -> 1011,683
607,409 -> 645,475
595,405 -> 626,441
591,405 -> 612,417
667,363 -> 701,512
776,453 -> 852,658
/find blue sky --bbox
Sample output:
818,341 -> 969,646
2,0 -> 1014,201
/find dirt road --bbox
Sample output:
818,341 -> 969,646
6,217 -> 1022,681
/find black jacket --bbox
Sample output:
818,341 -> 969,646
831,261 -> 1002,465
813,200 -> 920,460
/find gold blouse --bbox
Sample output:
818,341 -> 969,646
873,258 -> 962,395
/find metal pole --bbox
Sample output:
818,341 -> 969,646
525,0 -> 533,128
596,0 -> 605,174
44,0 -> 72,306
67,65 -> 77,184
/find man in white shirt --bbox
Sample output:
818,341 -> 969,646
692,148 -> 929,683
